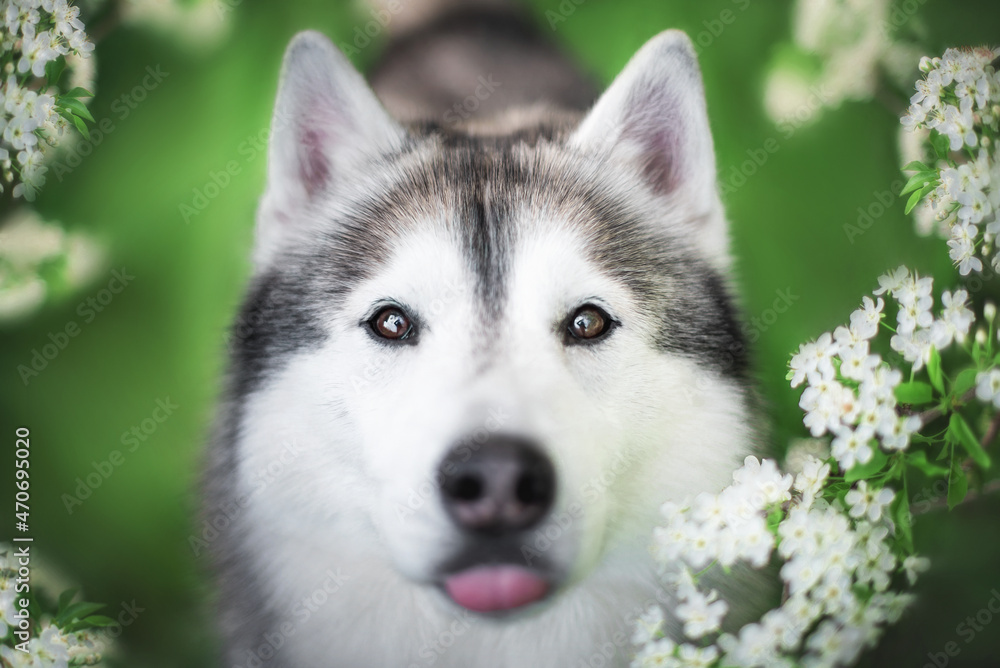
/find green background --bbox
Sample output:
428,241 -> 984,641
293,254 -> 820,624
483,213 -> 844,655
2,0 -> 1000,665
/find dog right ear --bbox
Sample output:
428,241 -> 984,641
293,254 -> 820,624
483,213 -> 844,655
255,31 -> 407,268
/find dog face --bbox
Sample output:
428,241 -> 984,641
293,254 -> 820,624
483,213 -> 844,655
224,29 -> 752,625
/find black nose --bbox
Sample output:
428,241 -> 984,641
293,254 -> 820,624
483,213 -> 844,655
438,436 -> 556,535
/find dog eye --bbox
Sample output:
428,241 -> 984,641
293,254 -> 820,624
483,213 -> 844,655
370,306 -> 415,341
567,305 -> 613,342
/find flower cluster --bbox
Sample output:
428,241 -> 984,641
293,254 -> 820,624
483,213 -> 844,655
764,0 -> 924,127
0,0 -> 94,201
900,47 -> 1000,274
0,545 -> 109,667
632,247 -> 999,667
0,207 -> 103,323
633,455 -> 920,668
788,267 -> 974,474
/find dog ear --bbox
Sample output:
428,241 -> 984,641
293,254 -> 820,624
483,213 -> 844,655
255,31 -> 406,267
569,31 -> 727,264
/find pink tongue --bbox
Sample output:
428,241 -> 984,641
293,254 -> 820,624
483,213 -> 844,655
444,566 -> 549,612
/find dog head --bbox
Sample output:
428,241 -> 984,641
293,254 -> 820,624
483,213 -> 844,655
228,29 -> 753,617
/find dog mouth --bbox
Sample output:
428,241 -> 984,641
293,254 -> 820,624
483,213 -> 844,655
441,564 -> 550,612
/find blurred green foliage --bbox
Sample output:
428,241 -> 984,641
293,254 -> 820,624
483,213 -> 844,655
1,0 -> 999,665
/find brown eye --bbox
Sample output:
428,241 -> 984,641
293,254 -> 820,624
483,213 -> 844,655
370,306 -> 415,341
568,305 -> 613,341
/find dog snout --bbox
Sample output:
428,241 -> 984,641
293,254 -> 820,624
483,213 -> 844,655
438,436 -> 555,535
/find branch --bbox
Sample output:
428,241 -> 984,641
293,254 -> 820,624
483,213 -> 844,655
915,388 -> 976,427
912,478 -> 1000,516
982,411 -> 1000,451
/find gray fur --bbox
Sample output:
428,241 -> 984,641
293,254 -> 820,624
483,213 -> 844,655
203,3 -> 758,666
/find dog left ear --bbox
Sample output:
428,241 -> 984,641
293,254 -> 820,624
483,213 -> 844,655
570,31 -> 727,264
255,31 -> 407,268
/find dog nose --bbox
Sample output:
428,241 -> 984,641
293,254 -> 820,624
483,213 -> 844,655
438,436 -> 556,534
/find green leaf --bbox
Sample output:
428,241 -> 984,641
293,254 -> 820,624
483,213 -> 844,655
902,160 -> 931,173
927,348 -> 944,394
953,368 -> 979,397
80,614 -> 116,627
766,507 -> 784,537
895,381 -> 934,405
900,170 -> 939,196
907,450 -> 950,477
62,87 -> 94,99
44,56 -> 66,86
59,97 -> 94,122
845,448 -> 889,482
55,601 -> 104,626
948,413 -> 993,469
57,588 -> 78,613
931,130 -> 951,159
904,188 -> 924,215
891,491 -> 914,553
947,457 -> 969,509
70,113 -> 90,141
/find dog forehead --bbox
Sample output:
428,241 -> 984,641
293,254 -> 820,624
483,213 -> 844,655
326,138 -> 662,297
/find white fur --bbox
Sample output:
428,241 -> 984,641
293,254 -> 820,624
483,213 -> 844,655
233,215 -> 751,667
225,28 -> 753,668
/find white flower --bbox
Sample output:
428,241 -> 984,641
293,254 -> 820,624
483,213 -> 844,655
51,0 -> 84,37
880,414 -> 921,451
845,481 -> 895,522
903,555 -> 931,586
676,644 -> 718,668
937,289 -> 975,343
947,223 -> 983,275
939,104 -> 978,151
830,424 -> 874,470
849,296 -> 884,339
718,622 -> 779,668
0,585 -> 16,639
632,605 -> 666,646
839,342 -> 879,382
793,456 -> 830,504
890,328 -> 933,371
873,265 -> 909,296
18,30 -> 60,78
733,456 -> 793,506
975,369 -> 1000,408
631,637 -> 677,668
676,587 -> 729,639
789,333 -> 839,388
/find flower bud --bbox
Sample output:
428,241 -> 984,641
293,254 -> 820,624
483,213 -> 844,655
976,327 -> 988,345
986,302 -> 997,322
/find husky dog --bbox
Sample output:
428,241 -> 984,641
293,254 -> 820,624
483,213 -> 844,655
205,1 -> 758,666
